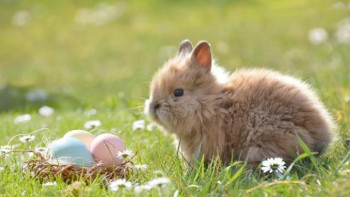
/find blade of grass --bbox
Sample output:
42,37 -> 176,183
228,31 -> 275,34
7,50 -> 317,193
297,136 -> 320,173
335,149 -> 350,173
282,152 -> 310,179
224,162 -> 246,187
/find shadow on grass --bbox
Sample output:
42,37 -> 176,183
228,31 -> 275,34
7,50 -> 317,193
0,84 -> 83,113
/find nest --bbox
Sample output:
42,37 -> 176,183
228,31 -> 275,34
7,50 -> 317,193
23,151 -> 132,186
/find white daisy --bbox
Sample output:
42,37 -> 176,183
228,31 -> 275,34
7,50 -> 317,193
332,2 -> 347,10
12,10 -> 31,27
19,135 -> 35,143
261,157 -> 286,174
345,95 -> 350,103
39,106 -> 54,117
134,184 -> 152,193
43,181 -> 57,187
117,150 -> 134,159
133,164 -> 148,171
109,179 -> 132,191
132,120 -> 145,131
14,114 -> 31,124
84,120 -> 102,129
336,21 -> 350,44
146,124 -> 155,131
147,177 -> 171,188
75,3 -> 121,26
0,145 -> 11,154
308,28 -> 328,45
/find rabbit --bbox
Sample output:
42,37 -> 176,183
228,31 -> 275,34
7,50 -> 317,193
145,39 -> 335,168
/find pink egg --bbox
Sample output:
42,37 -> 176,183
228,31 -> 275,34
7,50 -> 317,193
90,133 -> 126,165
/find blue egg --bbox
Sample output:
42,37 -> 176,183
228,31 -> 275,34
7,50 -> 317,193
49,137 -> 94,167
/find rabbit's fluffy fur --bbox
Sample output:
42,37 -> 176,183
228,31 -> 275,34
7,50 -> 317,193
145,40 -> 334,167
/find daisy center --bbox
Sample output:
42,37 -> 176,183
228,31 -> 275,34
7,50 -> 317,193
270,163 -> 280,170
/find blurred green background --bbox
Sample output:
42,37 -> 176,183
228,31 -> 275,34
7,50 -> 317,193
0,0 -> 349,112
1,1 -> 350,196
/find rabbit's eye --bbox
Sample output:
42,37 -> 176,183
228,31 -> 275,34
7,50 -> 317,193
174,88 -> 184,97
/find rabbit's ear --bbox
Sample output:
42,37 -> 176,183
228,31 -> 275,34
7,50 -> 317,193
192,41 -> 212,72
177,39 -> 193,56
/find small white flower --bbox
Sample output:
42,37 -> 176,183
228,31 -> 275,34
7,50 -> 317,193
0,146 -> 12,154
19,135 -> 35,143
74,8 -> 91,25
133,164 -> 148,171
84,120 -> 102,129
147,177 -> 171,188
27,152 -> 34,157
345,95 -> 350,103
14,114 -> 31,124
261,157 -> 286,174
39,106 -> 54,117
146,124 -> 155,131
132,120 -> 145,131
117,149 -> 134,159
12,10 -> 31,27
43,181 -> 57,187
332,2 -> 347,10
74,3 -> 123,26
134,184 -> 152,193
0,167 -> 4,172
336,21 -> 350,44
109,179 -> 132,191
308,28 -> 328,45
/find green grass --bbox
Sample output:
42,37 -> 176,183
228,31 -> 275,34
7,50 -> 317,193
1,0 -> 350,196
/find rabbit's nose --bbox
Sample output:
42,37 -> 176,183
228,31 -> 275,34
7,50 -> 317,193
153,103 -> 160,111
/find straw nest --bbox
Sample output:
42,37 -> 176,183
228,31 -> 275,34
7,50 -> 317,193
23,151 -> 132,186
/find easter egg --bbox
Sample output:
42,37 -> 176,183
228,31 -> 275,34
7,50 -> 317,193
64,130 -> 95,149
90,133 -> 126,164
49,137 -> 94,167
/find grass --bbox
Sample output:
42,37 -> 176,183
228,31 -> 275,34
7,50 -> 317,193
0,0 -> 350,196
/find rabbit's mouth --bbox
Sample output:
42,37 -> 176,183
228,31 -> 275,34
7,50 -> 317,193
145,99 -> 174,130
145,99 -> 157,119
145,99 -> 163,122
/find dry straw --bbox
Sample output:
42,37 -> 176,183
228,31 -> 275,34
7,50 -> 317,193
7,129 -> 133,186
15,150 -> 132,186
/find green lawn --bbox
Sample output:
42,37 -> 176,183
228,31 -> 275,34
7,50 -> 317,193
0,0 -> 350,196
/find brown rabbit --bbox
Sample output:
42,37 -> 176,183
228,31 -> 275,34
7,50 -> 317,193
145,40 -> 334,168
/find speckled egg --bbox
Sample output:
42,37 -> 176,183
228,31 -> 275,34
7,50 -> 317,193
49,137 -> 94,167
64,130 -> 95,149
90,133 -> 126,164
